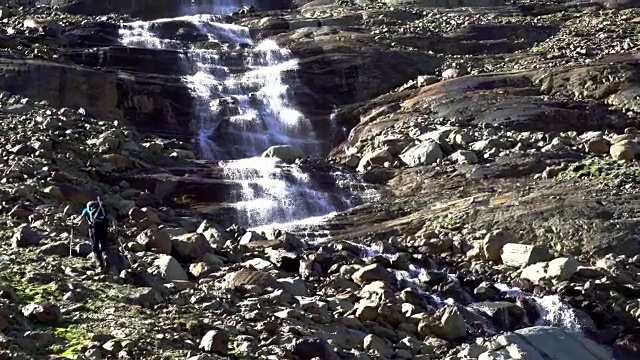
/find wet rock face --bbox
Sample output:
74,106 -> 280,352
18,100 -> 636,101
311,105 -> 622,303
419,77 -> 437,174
37,0 -> 294,19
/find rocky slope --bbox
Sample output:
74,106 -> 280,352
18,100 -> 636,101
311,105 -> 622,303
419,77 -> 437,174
0,0 -> 639,360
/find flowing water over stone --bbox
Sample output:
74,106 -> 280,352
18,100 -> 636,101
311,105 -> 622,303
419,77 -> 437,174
353,242 -> 590,334
119,12 -> 374,228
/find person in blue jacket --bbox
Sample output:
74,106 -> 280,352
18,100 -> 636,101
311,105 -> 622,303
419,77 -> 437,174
73,199 -> 112,271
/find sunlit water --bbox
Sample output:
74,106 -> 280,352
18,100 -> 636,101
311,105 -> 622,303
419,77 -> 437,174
119,13 -> 374,227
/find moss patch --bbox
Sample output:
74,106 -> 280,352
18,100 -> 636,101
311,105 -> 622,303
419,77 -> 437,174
0,273 -> 63,303
47,326 -> 92,357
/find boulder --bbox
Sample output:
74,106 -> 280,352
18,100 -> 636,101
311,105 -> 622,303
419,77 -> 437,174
136,228 -> 172,254
38,241 -> 71,257
171,233 -> 213,262
261,145 -> 303,164
11,228 -> 41,248
199,329 -> 229,355
197,220 -> 232,251
481,229 -> 516,262
399,141 -> 444,167
610,140 -> 638,161
357,148 -> 394,172
154,255 -> 188,281
21,302 -> 62,325
496,326 -> 612,360
351,264 -> 396,286
501,243 -> 552,267
432,305 -> 467,341
520,257 -> 579,283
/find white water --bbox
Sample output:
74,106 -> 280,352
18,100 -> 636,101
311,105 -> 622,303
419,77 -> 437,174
353,242 -> 587,333
119,13 -> 372,227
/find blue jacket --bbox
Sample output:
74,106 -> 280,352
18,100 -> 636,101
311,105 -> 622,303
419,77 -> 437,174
82,205 -> 110,224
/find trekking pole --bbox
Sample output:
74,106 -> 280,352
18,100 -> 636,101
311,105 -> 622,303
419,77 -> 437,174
69,225 -> 73,258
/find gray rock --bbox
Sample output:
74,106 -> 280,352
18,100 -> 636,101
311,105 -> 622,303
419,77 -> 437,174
449,150 -> 478,164
351,264 -> 396,286
197,220 -> 232,251
11,228 -> 41,248
171,232 -> 213,262
501,243 -> 552,267
38,241 -> 70,257
521,257 -> 580,283
363,334 -> 392,358
497,326 -> 612,360
261,145 -> 303,164
289,337 -> 340,360
154,255 -> 188,281
480,229 -> 516,262
610,139 -> 638,161
432,305 -> 467,341
74,241 -> 92,257
199,329 -> 229,355
399,140 -> 444,167
21,302 -> 62,325
277,277 -> 309,296
4,104 -> 33,115
546,257 -> 580,281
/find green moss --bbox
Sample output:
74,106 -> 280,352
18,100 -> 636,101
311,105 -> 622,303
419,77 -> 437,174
0,274 -> 62,303
48,326 -> 92,357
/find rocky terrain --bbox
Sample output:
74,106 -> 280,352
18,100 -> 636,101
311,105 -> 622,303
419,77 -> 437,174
0,0 -> 639,359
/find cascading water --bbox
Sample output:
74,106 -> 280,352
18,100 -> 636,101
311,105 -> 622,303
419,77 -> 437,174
355,242 -> 589,333
119,11 -> 373,228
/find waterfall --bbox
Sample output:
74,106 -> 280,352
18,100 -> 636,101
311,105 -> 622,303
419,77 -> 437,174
119,12 -> 371,227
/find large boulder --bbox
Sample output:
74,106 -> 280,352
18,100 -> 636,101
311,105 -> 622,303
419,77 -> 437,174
261,145 -> 303,164
488,326 -> 613,360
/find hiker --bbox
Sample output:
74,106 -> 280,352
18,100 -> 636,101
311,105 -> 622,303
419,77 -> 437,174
73,200 -> 112,271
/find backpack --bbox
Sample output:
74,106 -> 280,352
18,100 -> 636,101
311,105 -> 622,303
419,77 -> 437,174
86,201 -> 108,227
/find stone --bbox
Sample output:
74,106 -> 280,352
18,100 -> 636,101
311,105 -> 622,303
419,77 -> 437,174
498,326 -> 612,360
21,302 -> 62,325
189,262 -> 215,278
277,277 -> 309,296
363,334 -> 392,358
357,148 -> 394,172
128,287 -> 161,308
289,337 -> 340,360
585,138 -> 610,155
351,264 -> 396,286
154,255 -> 188,281
171,232 -> 213,262
480,229 -> 516,262
500,243 -> 552,267
199,329 -> 229,355
399,141 -> 444,167
546,257 -> 580,281
261,145 -> 303,164
432,305 -> 467,341
226,268 -> 279,289
468,301 -> 527,332
449,150 -> 478,164
10,143 -> 35,155
170,149 -> 196,159
197,220 -> 232,251
43,185 -> 63,200
38,241 -> 71,257
136,228 -> 172,254
520,257 -> 580,283
520,262 -> 549,283
610,140 -> 638,161
11,228 -> 41,247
